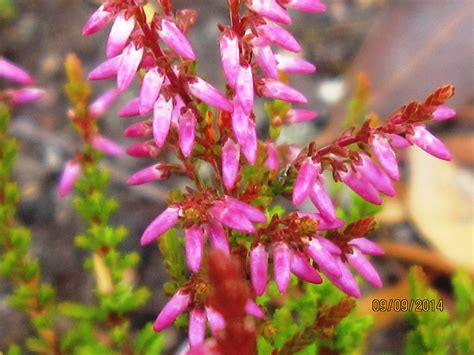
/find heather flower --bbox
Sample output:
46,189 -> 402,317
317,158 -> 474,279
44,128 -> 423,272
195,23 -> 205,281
178,109 -> 197,157
370,133 -> 400,181
89,89 -> 119,118
223,196 -> 266,223
207,219 -> 230,256
432,105 -> 456,121
273,242 -> 291,293
91,135 -> 125,156
157,19 -> 196,60
126,140 -> 160,158
139,67 -> 164,115
356,153 -> 396,197
88,55 -> 121,81
240,119 -> 258,164
253,44 -> 278,79
346,248 -> 382,288
297,212 -> 344,230
260,78 -> 307,104
275,54 -> 316,74
58,160 -> 82,197
407,125 -> 452,160
304,238 -> 341,278
283,0 -> 327,13
152,95 -> 173,148
141,205 -> 181,245
339,170 -> 382,205
209,201 -> 256,233
257,22 -> 301,52
292,158 -> 320,205
309,176 -> 336,221
246,0 -> 292,25
250,243 -> 268,296
222,138 -> 240,190
123,121 -> 151,138
153,289 -> 191,332
245,299 -> 265,319
106,13 -> 135,58
119,97 -> 141,117
387,133 -> 410,149
264,141 -> 279,171
0,57 -> 33,84
325,257 -> 360,298
188,77 -> 233,112
185,225 -> 206,272
290,252 -> 322,284
117,43 -> 143,92
235,63 -> 254,115
219,30 -> 240,88
231,104 -> 250,147
9,88 -> 45,105
127,163 -> 168,185
284,109 -> 318,124
82,5 -> 113,36
189,307 -> 207,348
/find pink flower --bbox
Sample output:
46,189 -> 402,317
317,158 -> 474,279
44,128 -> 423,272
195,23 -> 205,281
290,252 -> 322,284
304,238 -> 341,278
235,63 -> 254,115
91,135 -> 124,156
292,158 -> 320,205
205,306 -> 225,334
247,0 -> 292,25
285,109 -> 318,124
325,257 -> 360,298
339,170 -> 382,205
260,78 -> 307,104
275,54 -> 316,74
250,243 -> 268,296
387,133 -> 410,149
408,125 -> 452,161
117,43 -> 143,92
253,44 -> 278,79
283,0 -> 327,13
349,237 -> 385,256
139,67 -> 164,115
356,153 -> 395,197
185,225 -> 206,273
141,205 -> 181,245
222,138 -> 240,190
219,30 -> 240,88
240,119 -> 258,164
257,23 -> 301,52
297,212 -> 344,230
370,134 -> 399,181
106,13 -> 135,58
245,299 -> 265,319
264,142 -> 279,171
58,160 -> 82,197
189,307 -> 206,348
82,5 -> 113,36
123,121 -> 152,138
273,242 -> 291,293
127,163 -> 168,185
9,88 -> 45,105
347,248 -> 382,288
157,19 -> 196,60
153,289 -> 190,332
231,104 -> 250,147
209,201 -> 256,233
223,196 -> 267,223
126,140 -> 160,158
188,77 -> 233,112
207,220 -> 230,256
88,55 -> 121,81
432,105 -> 456,122
309,177 -> 336,221
119,97 -> 141,117
89,89 -> 119,118
0,57 -> 33,84
178,109 -> 197,157
152,96 -> 173,148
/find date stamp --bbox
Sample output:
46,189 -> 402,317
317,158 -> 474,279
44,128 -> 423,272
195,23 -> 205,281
371,298 -> 444,312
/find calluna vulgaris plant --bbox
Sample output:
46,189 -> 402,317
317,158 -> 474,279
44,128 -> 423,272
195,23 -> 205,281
1,0 -> 460,353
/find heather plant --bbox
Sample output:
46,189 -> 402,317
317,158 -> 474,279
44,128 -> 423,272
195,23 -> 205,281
0,0 -> 466,353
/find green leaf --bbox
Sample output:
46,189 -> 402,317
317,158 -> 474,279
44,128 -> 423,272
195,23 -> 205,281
134,324 -> 164,355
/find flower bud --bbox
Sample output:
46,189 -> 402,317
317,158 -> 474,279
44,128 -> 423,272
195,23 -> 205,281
189,307 -> 206,348
188,77 -> 233,112
285,109 -> 318,124
141,205 -> 181,245
9,88 -> 45,105
153,289 -> 190,332
219,30 -> 240,87
370,134 -> 399,181
58,160 -> 82,197
222,138 -> 240,190
106,13 -> 135,58
245,299 -> 265,319
205,307 -> 225,334
273,242 -> 291,293
207,220 -> 230,256
127,163 -> 168,185
139,67 -> 164,115
349,238 -> 384,256
223,196 -> 267,223
290,252 -> 322,284
257,23 -> 301,52
178,109 -> 197,157
209,201 -> 256,233
157,19 -> 196,60
119,97 -> 141,118
126,140 -> 160,158
260,78 -> 307,104
408,125 -> 452,161
235,63 -> 254,115
152,96 -> 173,148
325,258 -> 360,298
82,5 -> 112,36
432,105 -> 456,122
91,135 -> 124,156
264,141 -> 279,171
247,0 -> 292,24
356,153 -> 395,197
253,44 -> 278,79
309,177 -> 336,221
284,0 -> 327,13
250,244 -> 268,296
240,119 -> 258,164
293,158 -> 320,205
305,238 -> 341,278
88,55 -> 121,81
340,170 -> 382,205
275,54 -> 316,74
347,248 -> 382,288
89,89 -> 119,118
123,121 -> 152,138
117,43 -> 143,92
0,57 -> 33,84
185,225 -> 205,273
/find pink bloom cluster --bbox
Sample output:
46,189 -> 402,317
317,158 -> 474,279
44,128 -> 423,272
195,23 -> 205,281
79,0 -> 457,351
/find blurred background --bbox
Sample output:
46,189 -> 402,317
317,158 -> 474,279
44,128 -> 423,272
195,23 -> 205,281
1,0 -> 473,353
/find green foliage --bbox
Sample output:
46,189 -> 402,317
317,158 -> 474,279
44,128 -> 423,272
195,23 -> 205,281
158,228 -> 187,295
404,267 -> 474,355
258,278 -> 373,354
134,325 -> 165,355
0,0 -> 16,21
